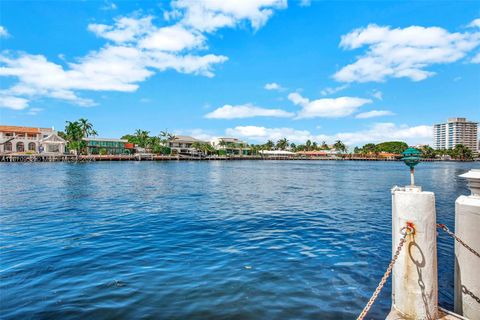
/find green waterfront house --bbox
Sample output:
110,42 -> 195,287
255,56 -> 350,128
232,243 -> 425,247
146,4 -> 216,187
83,138 -> 135,155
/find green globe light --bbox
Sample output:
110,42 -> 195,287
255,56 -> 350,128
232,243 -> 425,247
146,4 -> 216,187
402,147 -> 421,169
402,147 -> 421,186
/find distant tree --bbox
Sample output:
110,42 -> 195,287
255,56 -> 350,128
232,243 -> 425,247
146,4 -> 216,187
290,143 -> 296,150
134,129 -> 150,148
78,118 -> 97,138
312,141 -> 318,150
121,134 -> 138,144
305,139 -> 312,151
420,145 -> 436,159
64,121 -> 85,156
159,130 -> 176,143
333,140 -> 347,153
452,144 -> 473,161
295,144 -> 306,152
57,131 -> 67,140
265,140 -> 274,150
192,142 -> 215,156
375,141 -> 408,154
321,141 -> 329,150
361,143 -> 378,155
276,138 -> 289,150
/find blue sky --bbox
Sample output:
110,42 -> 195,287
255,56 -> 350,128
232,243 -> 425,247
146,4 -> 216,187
1,0 -> 479,146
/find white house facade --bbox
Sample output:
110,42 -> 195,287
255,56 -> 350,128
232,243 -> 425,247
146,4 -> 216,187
0,125 -> 66,154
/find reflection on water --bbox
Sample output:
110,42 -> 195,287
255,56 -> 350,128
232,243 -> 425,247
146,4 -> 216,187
0,161 -> 475,319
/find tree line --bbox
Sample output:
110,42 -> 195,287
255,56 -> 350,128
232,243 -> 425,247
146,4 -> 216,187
353,141 -> 474,160
58,119 -> 475,160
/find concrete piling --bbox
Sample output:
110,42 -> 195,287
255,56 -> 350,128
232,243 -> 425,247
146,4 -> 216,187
454,169 -> 480,320
389,185 -> 438,319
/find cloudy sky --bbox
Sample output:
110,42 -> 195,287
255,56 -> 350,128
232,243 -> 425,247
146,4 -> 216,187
1,0 -> 479,146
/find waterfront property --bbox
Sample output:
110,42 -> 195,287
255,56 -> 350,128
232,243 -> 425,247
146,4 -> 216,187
296,150 -> 341,157
83,137 -> 135,155
0,125 -> 66,154
434,117 -> 479,153
259,150 -> 296,158
211,137 -> 250,155
168,135 -> 206,155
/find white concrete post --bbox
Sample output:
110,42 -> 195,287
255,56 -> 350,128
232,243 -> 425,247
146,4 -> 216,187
390,185 -> 438,319
455,169 -> 480,320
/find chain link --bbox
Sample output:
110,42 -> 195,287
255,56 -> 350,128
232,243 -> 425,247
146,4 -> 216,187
437,224 -> 480,258
356,225 -> 412,320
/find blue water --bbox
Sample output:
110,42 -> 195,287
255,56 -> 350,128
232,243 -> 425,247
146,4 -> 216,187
0,161 -> 476,319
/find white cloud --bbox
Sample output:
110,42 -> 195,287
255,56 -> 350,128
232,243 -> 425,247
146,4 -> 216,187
205,103 -> 293,119
138,25 -> 205,51
226,122 -> 432,146
101,1 -> 117,10
299,0 -> 311,7
226,125 -> 313,143
88,16 -> 155,43
264,82 -> 283,90
334,23 -> 480,82
320,84 -> 349,96
27,107 -> 43,115
174,128 -> 217,142
468,18 -> 480,28
288,92 -> 372,119
472,52 -> 480,63
1,2 -> 288,109
0,94 -> 29,110
0,26 -> 9,38
355,110 -> 394,119
170,0 -> 287,32
372,90 -> 383,100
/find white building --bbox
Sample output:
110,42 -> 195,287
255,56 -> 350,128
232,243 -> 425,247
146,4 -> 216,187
433,118 -> 478,152
211,137 -> 250,155
167,135 -> 205,155
0,125 -> 66,154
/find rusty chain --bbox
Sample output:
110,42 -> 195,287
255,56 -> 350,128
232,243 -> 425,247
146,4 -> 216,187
356,225 -> 413,320
437,224 -> 480,259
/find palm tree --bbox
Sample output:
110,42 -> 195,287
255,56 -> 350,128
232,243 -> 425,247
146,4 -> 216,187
265,140 -> 274,150
276,138 -> 289,150
334,140 -> 347,153
65,121 -> 84,157
312,141 -> 318,151
305,139 -> 312,151
160,130 -> 176,142
321,141 -> 329,150
78,118 -> 96,138
452,144 -> 473,161
135,129 -> 150,148
420,145 -> 436,159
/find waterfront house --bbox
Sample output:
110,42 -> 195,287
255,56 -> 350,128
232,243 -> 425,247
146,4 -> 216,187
83,137 -> 135,155
0,125 -> 66,154
259,150 -> 296,158
211,137 -> 250,155
296,150 -> 340,157
167,136 -> 206,155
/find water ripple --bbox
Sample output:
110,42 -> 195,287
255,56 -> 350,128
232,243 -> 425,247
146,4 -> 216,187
0,161 -> 474,319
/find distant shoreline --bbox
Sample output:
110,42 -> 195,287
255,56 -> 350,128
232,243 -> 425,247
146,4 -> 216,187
1,154 -> 476,163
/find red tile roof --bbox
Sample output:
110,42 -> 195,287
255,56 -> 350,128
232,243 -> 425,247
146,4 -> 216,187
0,125 -> 51,134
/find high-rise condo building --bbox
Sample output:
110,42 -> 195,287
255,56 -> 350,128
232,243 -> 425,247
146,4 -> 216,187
433,118 -> 478,152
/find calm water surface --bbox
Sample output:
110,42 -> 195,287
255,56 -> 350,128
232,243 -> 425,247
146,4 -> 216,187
0,161 -> 477,319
